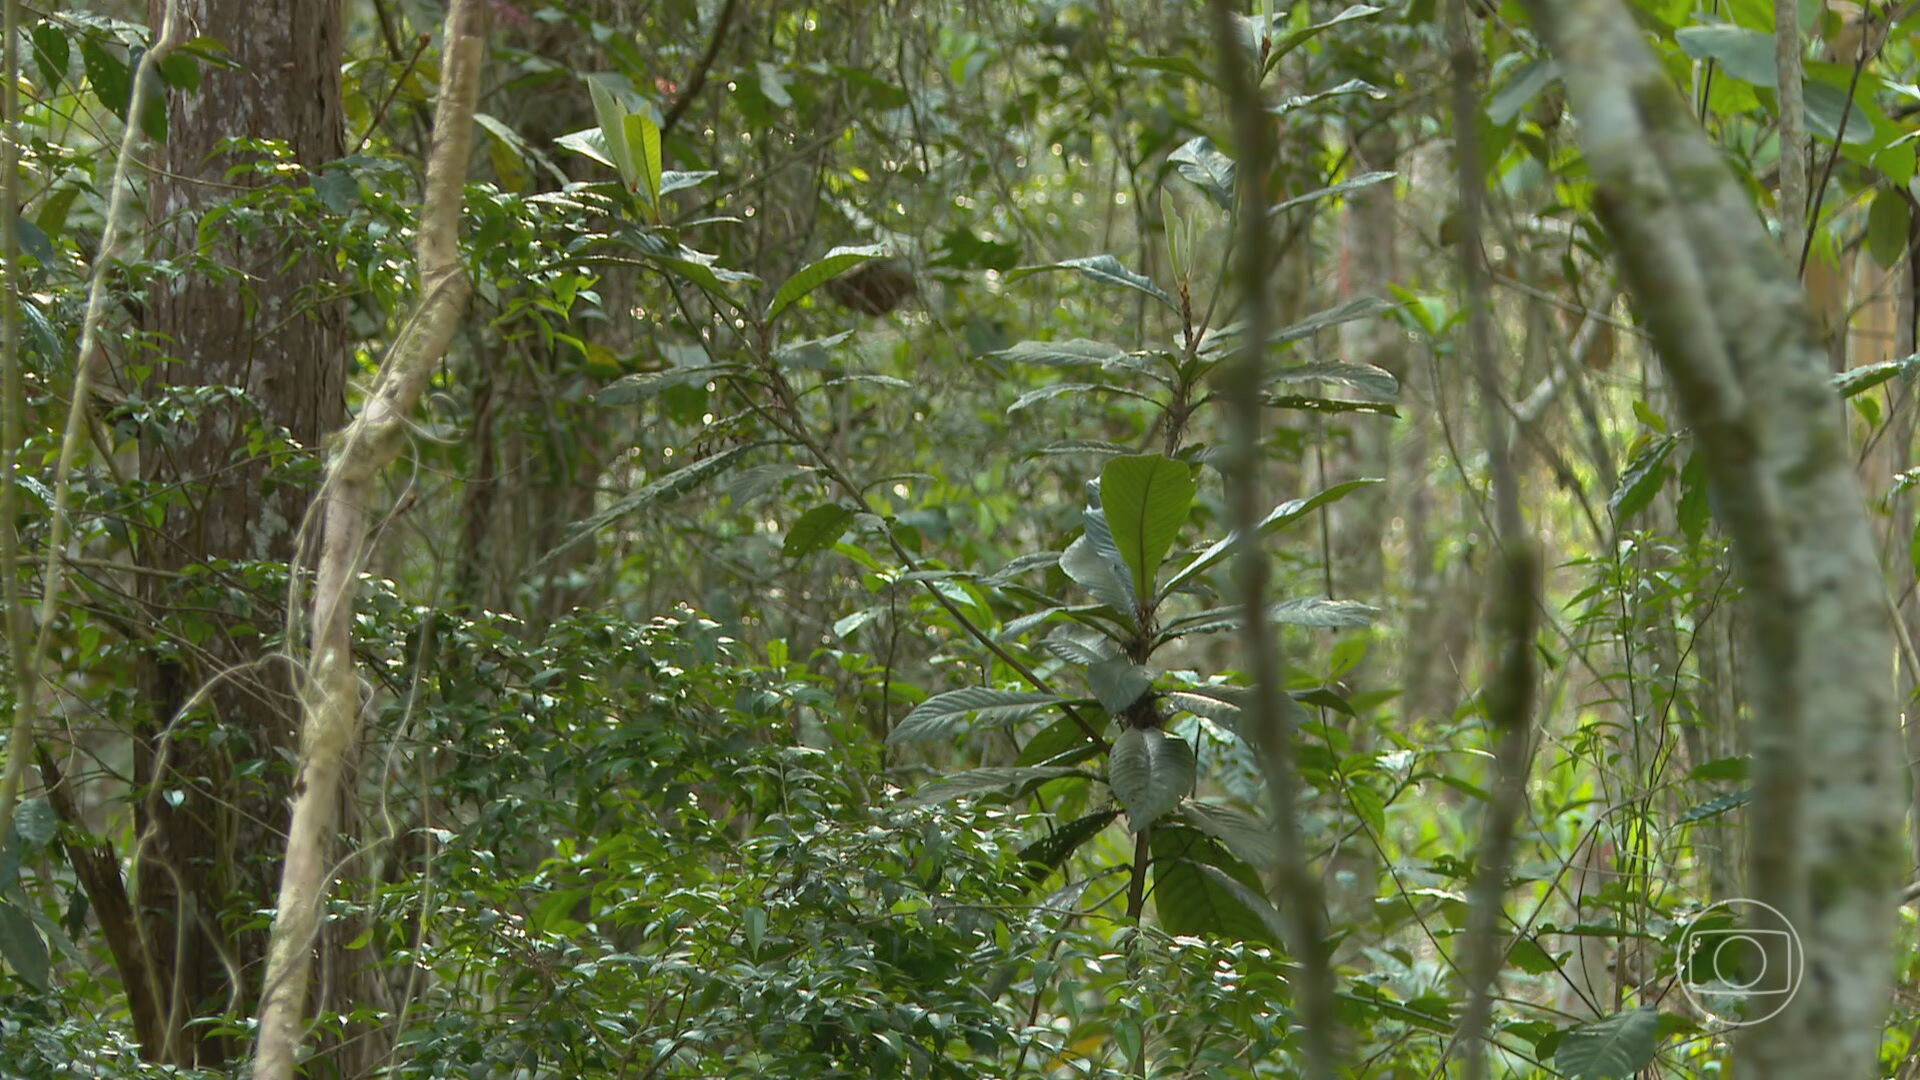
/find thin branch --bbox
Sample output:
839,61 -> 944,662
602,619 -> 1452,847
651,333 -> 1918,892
660,0 -> 740,136
1204,4 -> 1340,1078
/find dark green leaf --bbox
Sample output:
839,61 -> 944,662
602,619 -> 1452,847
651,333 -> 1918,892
889,688 -> 1066,744
1610,435 -> 1676,521
0,899 -> 48,992
1005,254 -> 1178,311
900,766 -> 1088,807
1553,1008 -> 1659,1080
1085,657 -> 1153,714
1150,826 -> 1275,943
1678,788 -> 1751,824
1109,728 -> 1194,831
1869,187 -> 1912,269
80,39 -> 130,119
1269,360 -> 1400,401
1178,799 -> 1278,869
783,504 -> 855,558
1020,809 -> 1121,881
1165,478 -> 1381,592
30,24 -> 69,90
536,443 -> 758,569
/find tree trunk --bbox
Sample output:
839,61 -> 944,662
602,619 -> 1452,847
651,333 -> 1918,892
1523,2 -> 1902,1074
135,0 -> 345,1065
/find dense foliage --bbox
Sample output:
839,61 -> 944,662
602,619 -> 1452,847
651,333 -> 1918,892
6,1 -> 1920,1077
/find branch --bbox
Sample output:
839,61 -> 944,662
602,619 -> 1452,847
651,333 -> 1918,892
248,4 -> 486,1078
660,0 -> 740,136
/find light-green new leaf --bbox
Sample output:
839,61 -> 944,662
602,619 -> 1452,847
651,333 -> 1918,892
768,243 -> 890,321
1100,455 -> 1195,602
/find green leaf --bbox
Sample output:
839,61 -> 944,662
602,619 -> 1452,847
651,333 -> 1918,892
1005,254 -> 1179,311
80,38 -> 130,119
1678,451 -> 1710,545
1085,657 -> 1153,714
536,443 -> 757,569
1834,353 -> 1920,398
1610,435 -> 1676,521
1271,78 -> 1385,117
1158,598 -> 1378,641
587,75 -> 635,184
901,766 -> 1088,807
1178,799 -> 1278,869
30,24 -> 69,90
596,364 -> 739,404
1123,54 -> 1215,85
1269,173 -> 1396,218
1109,728 -> 1195,831
1269,360 -> 1400,401
993,338 -> 1130,368
1017,716 -> 1100,768
1267,4 -> 1386,68
1060,535 -> 1137,622
1164,479 -> 1380,592
888,688 -> 1066,745
1678,788 -> 1751,824
1674,25 -> 1776,86
1007,382 -> 1155,413
783,504 -> 855,558
625,109 -> 662,205
1150,826 -> 1275,943
13,800 -> 56,848
767,243 -> 890,320
556,127 -> 619,171
1553,1007 -> 1659,1080
1099,455 -> 1195,601
1869,187 -> 1912,269
1488,58 -> 1559,126
0,899 -> 48,992
1168,137 -> 1236,209
1019,808 -> 1121,881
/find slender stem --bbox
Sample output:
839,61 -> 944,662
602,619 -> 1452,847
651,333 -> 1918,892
1204,4 -> 1339,1077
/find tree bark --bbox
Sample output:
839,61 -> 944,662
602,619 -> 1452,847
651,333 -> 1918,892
1522,1 -> 1902,1074
135,0 -> 345,1065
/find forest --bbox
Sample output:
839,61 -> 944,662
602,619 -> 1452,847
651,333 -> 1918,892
6,0 -> 1920,1076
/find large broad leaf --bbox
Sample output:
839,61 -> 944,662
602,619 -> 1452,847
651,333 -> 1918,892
993,339 -> 1129,368
1178,799 -> 1279,869
536,443 -> 757,570
1060,536 -> 1137,622
767,243 -> 889,320
1169,137 -> 1236,209
1085,657 -> 1154,714
888,687 -> 1065,744
1100,455 -> 1195,602
1005,254 -> 1178,311
1553,1007 -> 1659,1080
586,76 -> 636,185
900,766 -> 1088,807
1158,598 -> 1378,642
1164,479 -> 1381,593
0,899 -> 48,992
1017,715 -> 1101,768
1269,360 -> 1400,402
1150,826 -> 1276,943
783,504 -> 855,558
1108,728 -> 1195,831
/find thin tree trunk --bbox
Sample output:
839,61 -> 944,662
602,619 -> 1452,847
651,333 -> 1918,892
250,4 -> 485,1077
1523,2 -> 1902,1073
